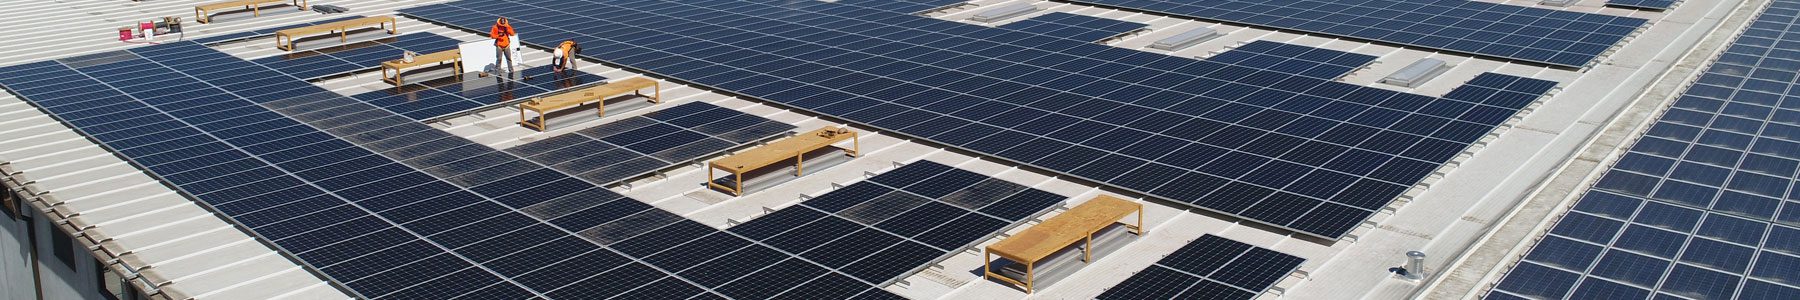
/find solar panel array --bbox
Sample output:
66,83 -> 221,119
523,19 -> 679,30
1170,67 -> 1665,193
0,43 -> 576,298
346,65 -> 604,121
401,0 -> 1558,238
1607,0 -> 1679,11
729,161 -> 1067,286
1208,41 -> 1378,81
249,33 -> 462,79
996,12 -> 1148,43
0,39 -> 1071,298
1097,234 -> 1305,300
1060,0 -> 1647,67
1488,1 -> 1800,299
191,15 -> 379,45
505,102 -> 796,184
205,26 -> 608,122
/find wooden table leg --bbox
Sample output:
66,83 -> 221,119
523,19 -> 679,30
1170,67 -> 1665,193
1025,262 -> 1034,293
1085,234 -> 1093,262
983,251 -> 992,281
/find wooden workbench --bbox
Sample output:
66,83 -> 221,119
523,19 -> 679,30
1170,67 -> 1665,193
984,195 -> 1143,293
709,127 -> 859,196
518,77 -> 661,131
196,0 -> 306,24
273,16 -> 397,51
380,49 -> 461,86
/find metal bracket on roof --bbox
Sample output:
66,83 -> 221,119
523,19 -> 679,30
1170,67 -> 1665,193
798,194 -> 813,201
726,219 -> 741,226
862,171 -> 877,178
831,182 -> 845,189
762,206 -> 775,214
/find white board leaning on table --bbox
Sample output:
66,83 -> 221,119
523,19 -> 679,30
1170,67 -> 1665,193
459,35 -> 521,74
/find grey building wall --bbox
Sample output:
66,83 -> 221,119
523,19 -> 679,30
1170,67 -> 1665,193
2,187 -> 127,300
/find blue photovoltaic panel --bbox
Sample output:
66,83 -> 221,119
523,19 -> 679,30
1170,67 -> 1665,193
192,15 -> 377,44
1489,0 -> 1800,299
401,0 -> 1558,239
1607,0 -> 1678,10
344,65 -> 605,121
1060,0 -> 1647,67
506,101 -> 795,184
1205,41 -> 1378,80
0,49 -> 1060,298
1098,235 -> 1303,300
249,32 -> 463,79
997,12 -> 1148,43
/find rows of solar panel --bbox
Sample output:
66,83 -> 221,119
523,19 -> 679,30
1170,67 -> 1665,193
1206,41 -> 1378,81
1059,0 -> 1646,67
342,65 -> 605,121
249,32 -> 462,79
505,101 -> 796,184
1607,0 -> 1679,11
1489,0 -> 1800,299
400,0 -> 1557,238
996,12 -> 1148,43
4,41 -> 1078,298
1097,234 -> 1305,300
0,46 -> 540,298
191,15 -> 379,45
728,160 -> 1066,285
9,41 -> 839,299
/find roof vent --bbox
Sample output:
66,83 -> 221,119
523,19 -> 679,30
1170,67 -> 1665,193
1541,0 -> 1579,6
1149,27 -> 1221,51
970,3 -> 1038,22
1381,58 -> 1450,88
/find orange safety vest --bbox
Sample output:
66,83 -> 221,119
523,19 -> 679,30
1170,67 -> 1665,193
557,41 -> 576,57
490,18 -> 514,47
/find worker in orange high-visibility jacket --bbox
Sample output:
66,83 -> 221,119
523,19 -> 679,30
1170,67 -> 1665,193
552,40 -> 579,73
487,17 -> 517,77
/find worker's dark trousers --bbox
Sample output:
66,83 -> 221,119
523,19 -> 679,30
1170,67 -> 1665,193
555,57 -> 574,70
495,46 -> 514,74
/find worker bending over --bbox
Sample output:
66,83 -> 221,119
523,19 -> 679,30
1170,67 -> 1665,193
552,40 -> 580,72
487,17 -> 516,77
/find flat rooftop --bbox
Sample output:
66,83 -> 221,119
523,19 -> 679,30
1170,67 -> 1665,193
0,0 -> 1757,299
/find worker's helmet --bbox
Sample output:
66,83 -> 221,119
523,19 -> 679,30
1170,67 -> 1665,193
496,17 -> 509,26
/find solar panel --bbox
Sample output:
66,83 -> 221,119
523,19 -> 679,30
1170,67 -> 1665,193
346,65 -> 605,121
0,49 -> 1067,297
1489,0 -> 1800,298
1058,0 -> 1647,67
1206,41 -> 1377,81
1607,0 -> 1679,10
400,0 -> 1558,239
191,15 -> 379,45
996,12 -> 1147,43
505,102 -> 793,184
250,32 -> 463,79
1098,235 -> 1303,300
